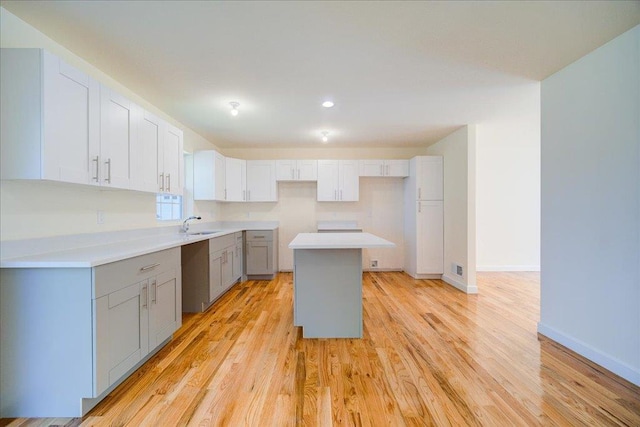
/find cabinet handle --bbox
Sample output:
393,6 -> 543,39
380,164 -> 383,176
140,263 -> 160,272
418,188 -> 421,199
253,235 -> 265,239
248,190 -> 250,201
291,168 -> 295,179
142,284 -> 148,309
418,203 -> 421,213
167,173 -> 171,192
243,190 -> 246,201
340,189 -> 343,200
159,173 -> 165,191
297,169 -> 300,179
334,190 -> 337,201
386,164 -> 390,175
92,156 -> 100,182
104,158 -> 112,183
151,279 -> 157,304
225,188 -> 227,200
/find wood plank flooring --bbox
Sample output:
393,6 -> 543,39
2,272 -> 639,426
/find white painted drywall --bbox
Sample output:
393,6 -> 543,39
222,178 -> 406,271
476,84 -> 541,271
426,126 -> 477,293
539,25 -> 639,385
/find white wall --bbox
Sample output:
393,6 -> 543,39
476,84 -> 541,271
539,25 -> 639,385
0,8 -> 221,240
426,126 -> 477,293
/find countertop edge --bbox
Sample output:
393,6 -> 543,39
1,226 -> 277,269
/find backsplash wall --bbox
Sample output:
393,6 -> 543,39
221,178 -> 406,271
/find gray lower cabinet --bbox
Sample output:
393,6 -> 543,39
0,247 -> 181,418
246,229 -> 278,279
182,232 -> 243,313
233,232 -> 243,281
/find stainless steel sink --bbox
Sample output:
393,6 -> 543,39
187,230 -> 220,236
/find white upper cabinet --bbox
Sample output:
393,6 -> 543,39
246,160 -> 277,202
99,86 -> 134,190
276,160 -> 318,181
359,159 -> 409,177
225,157 -> 246,201
317,160 -> 359,201
415,156 -> 443,200
162,124 -> 183,195
194,150 -> 226,201
1,49 -> 99,185
133,108 -> 162,193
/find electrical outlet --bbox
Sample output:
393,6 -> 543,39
370,260 -> 378,268
97,210 -> 105,224
456,264 -> 463,276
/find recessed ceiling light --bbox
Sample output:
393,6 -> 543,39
229,102 -> 240,116
321,131 -> 329,143
322,101 -> 334,108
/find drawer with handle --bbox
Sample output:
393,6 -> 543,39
246,230 -> 273,241
93,247 -> 179,299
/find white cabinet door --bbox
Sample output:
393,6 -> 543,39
297,160 -> 318,181
148,270 -> 179,349
359,159 -> 408,177
276,160 -> 317,181
133,108 -> 162,193
416,156 -> 443,200
318,160 -> 359,201
42,51 -> 100,185
100,86 -> 133,189
163,124 -> 183,196
225,157 -> 246,201
339,160 -> 359,201
359,160 -> 385,177
275,160 -> 296,181
416,201 -> 444,274
386,160 -> 409,177
194,150 -> 226,201
246,160 -> 277,202
317,160 -> 339,201
94,281 -> 148,396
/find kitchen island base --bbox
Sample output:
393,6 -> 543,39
293,248 -> 362,338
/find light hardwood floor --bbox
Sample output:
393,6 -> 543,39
2,272 -> 639,426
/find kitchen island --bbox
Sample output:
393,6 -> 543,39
288,232 -> 395,338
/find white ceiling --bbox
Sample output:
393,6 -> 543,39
2,1 -> 639,148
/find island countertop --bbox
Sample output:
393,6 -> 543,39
288,232 -> 395,249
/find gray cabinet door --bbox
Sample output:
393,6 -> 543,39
149,269 -> 179,349
246,241 -> 272,275
209,250 -> 224,302
94,281 -> 148,396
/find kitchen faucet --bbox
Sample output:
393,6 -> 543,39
181,216 -> 202,233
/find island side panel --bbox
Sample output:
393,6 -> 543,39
293,248 -> 363,338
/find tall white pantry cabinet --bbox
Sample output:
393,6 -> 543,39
404,156 -> 444,278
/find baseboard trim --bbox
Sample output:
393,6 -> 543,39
537,322 -> 640,386
442,274 -> 478,294
476,265 -> 541,272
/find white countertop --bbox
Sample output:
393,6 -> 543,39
288,232 -> 395,249
0,222 -> 279,269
